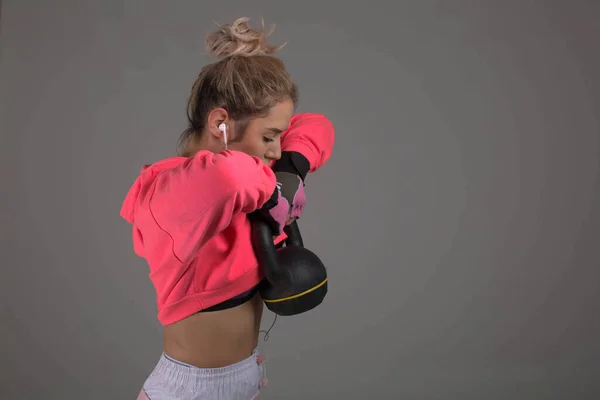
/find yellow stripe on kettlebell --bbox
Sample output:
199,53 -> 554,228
263,278 -> 328,303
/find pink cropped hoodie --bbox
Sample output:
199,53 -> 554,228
120,113 -> 335,325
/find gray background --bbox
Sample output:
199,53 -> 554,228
1,1 -> 599,399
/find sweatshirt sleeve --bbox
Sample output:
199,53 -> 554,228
149,150 -> 277,263
280,113 -> 335,173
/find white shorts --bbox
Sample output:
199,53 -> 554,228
137,348 -> 267,400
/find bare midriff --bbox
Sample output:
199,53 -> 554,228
163,293 -> 264,368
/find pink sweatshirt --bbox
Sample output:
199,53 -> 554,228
120,113 -> 335,325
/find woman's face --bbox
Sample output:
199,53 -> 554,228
228,99 -> 294,165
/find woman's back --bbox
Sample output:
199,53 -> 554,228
164,292 -> 264,368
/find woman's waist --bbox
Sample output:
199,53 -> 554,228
163,292 -> 264,368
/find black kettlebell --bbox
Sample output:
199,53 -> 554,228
250,215 -> 328,316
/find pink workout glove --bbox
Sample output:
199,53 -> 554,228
252,184 -> 290,235
272,151 -> 310,220
274,172 -> 306,219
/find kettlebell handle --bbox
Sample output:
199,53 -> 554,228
249,214 -> 304,283
283,220 -> 304,248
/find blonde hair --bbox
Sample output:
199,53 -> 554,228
179,17 -> 298,153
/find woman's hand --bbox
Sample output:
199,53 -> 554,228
274,171 -> 306,220
251,167 -> 306,237
271,151 -> 310,221
253,184 -> 290,235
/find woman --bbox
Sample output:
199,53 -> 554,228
120,17 -> 334,399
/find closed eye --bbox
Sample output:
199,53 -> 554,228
263,137 -> 275,143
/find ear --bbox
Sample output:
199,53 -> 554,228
206,108 -> 230,140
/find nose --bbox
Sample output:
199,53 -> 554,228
265,145 -> 281,163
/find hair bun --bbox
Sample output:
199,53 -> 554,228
206,17 -> 285,59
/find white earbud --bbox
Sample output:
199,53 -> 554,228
218,123 -> 227,149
